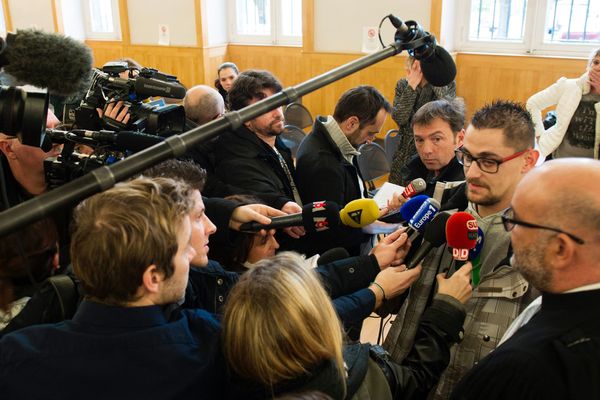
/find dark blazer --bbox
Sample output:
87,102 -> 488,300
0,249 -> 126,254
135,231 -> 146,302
295,117 -> 369,256
212,125 -> 296,209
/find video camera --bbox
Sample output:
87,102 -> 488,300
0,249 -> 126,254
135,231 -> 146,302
73,61 -> 187,136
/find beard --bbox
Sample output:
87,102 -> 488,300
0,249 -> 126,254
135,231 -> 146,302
465,179 -> 502,206
511,237 -> 553,292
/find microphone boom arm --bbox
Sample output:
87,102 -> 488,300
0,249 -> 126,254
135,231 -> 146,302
0,36 -> 415,236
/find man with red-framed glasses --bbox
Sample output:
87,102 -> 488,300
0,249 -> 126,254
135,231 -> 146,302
384,100 -> 541,399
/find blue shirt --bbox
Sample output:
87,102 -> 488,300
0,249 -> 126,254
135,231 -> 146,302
0,300 -> 225,399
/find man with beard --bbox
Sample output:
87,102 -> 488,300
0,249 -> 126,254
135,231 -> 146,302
210,70 -> 304,239
451,158 -> 600,400
295,85 -> 391,257
384,100 -> 541,399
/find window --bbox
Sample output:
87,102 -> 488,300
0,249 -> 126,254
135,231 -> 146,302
229,0 -> 302,45
82,0 -> 121,40
459,0 -> 600,56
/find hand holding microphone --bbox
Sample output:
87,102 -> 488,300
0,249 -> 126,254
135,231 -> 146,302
436,261 -> 473,304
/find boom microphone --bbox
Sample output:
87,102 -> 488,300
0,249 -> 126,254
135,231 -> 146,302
402,178 -> 426,198
339,198 -> 380,228
0,29 -> 93,96
389,15 -> 456,87
445,211 -> 478,269
406,211 -> 450,269
239,201 -> 340,233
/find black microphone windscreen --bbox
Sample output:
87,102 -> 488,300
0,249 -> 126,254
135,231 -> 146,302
3,30 -> 93,97
420,45 -> 456,87
317,247 -> 350,265
423,211 -> 451,245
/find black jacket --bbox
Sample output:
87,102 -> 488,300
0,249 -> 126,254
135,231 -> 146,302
211,125 -> 297,209
399,154 -> 465,204
295,117 -> 369,256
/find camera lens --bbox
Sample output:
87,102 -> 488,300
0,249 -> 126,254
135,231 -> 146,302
0,86 -> 49,147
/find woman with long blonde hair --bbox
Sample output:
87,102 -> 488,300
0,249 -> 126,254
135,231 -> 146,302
222,252 -> 472,399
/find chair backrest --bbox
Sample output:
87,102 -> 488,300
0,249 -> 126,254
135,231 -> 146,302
384,129 -> 401,164
281,125 -> 307,159
284,102 -> 313,130
357,142 -> 390,182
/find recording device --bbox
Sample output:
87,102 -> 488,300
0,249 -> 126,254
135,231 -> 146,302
402,178 -> 426,199
74,62 -> 186,136
445,211 -> 478,269
317,248 -> 351,266
339,198 -> 380,228
388,15 -> 457,87
406,211 -> 451,270
405,197 -> 441,241
238,201 -> 341,233
0,29 -> 93,147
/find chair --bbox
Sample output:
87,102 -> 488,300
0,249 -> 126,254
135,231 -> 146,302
384,129 -> 400,164
281,125 -> 306,159
284,102 -> 313,130
357,142 -> 390,192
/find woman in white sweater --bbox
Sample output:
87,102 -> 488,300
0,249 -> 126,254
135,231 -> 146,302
527,48 -> 600,160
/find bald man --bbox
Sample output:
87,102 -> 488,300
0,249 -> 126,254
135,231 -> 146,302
183,85 -> 238,197
183,85 -> 224,126
451,158 -> 600,400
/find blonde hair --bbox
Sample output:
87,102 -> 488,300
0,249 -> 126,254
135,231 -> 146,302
222,252 -> 346,392
71,177 -> 194,305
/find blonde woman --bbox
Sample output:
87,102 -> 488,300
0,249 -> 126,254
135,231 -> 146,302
222,252 -> 472,400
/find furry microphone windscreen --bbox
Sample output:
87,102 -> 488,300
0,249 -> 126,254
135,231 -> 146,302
3,30 -> 93,97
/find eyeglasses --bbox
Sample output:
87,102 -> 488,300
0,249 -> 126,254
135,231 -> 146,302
501,207 -> 585,245
455,146 -> 530,174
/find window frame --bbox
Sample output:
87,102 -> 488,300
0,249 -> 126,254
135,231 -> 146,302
228,0 -> 302,46
82,0 -> 122,41
457,0 -> 599,57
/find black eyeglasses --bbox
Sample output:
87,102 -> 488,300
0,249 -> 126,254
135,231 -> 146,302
501,207 -> 585,245
455,146 -> 530,174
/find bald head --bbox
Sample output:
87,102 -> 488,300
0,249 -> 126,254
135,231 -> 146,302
183,85 -> 224,126
516,158 -> 600,239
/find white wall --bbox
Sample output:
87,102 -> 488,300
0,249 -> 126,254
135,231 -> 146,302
205,0 -> 228,46
57,0 -> 85,40
314,0 -> 431,53
440,0 -> 457,51
127,0 -> 197,46
9,0 -> 55,32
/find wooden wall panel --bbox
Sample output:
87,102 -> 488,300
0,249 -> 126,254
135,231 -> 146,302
86,42 -> 590,137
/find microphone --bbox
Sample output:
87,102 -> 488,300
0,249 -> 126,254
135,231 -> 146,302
399,194 -> 429,221
239,201 -> 340,233
445,211 -> 478,269
402,178 -> 426,199
134,77 -> 186,99
79,129 -> 165,152
339,198 -> 380,228
0,29 -> 93,96
317,248 -> 350,266
406,211 -> 450,269
388,15 -> 456,87
406,197 -> 440,241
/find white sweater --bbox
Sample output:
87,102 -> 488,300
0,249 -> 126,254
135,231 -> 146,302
526,72 -> 600,159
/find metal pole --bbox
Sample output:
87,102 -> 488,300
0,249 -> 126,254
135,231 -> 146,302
0,41 -> 405,236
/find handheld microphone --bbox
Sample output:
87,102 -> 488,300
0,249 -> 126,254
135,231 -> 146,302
239,201 -> 340,233
402,178 -> 427,199
339,198 -> 380,228
399,194 -> 429,222
317,248 -> 350,266
0,29 -> 93,96
445,211 -> 478,269
388,15 -> 456,87
405,211 -> 450,269
406,197 -> 440,241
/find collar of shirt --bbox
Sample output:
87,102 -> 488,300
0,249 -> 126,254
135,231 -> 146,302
323,115 -> 360,164
564,281 -> 600,293
73,300 -> 170,328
